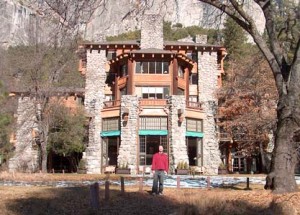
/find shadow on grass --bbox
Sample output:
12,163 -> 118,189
5,185 -> 279,215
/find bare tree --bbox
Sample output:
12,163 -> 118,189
198,0 -> 300,193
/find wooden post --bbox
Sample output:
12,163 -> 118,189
246,177 -> 250,190
120,176 -> 125,194
52,169 -> 54,174
177,176 -> 180,189
89,182 -> 100,209
207,176 -> 211,190
62,169 -> 65,174
105,180 -> 110,201
139,177 -> 143,192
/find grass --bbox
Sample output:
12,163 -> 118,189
0,172 -> 299,215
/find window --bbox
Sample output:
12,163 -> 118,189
107,50 -> 116,60
187,51 -> 198,62
135,61 -> 169,74
189,74 -> 198,85
140,117 -> 168,130
178,88 -> 185,95
137,86 -> 170,99
189,96 -> 198,102
102,117 -> 120,131
186,118 -> 203,132
178,66 -> 184,78
120,64 -> 128,77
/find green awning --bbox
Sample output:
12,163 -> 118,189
139,130 -> 168,136
186,131 -> 204,138
101,130 -> 120,137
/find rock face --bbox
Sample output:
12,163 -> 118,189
0,0 -> 265,47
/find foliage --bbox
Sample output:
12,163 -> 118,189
0,113 -> 13,163
177,161 -> 189,169
222,16 -> 248,61
47,104 -> 87,157
107,21 -> 220,44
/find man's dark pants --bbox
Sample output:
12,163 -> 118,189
152,170 -> 165,194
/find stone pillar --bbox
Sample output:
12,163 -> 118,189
140,14 -> 163,49
9,97 -> 39,172
84,49 -> 106,174
118,95 -> 139,175
168,95 -> 188,173
198,51 -> 221,175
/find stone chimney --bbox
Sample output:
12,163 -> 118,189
195,35 -> 207,44
140,14 -> 163,49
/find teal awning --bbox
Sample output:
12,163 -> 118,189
139,130 -> 168,136
186,131 -> 204,138
101,130 -> 120,137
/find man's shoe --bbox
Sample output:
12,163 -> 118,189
158,192 -> 163,195
152,192 -> 156,196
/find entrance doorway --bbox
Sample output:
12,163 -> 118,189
139,135 -> 168,165
102,137 -> 120,166
186,137 -> 203,166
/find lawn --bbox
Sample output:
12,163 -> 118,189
0,172 -> 299,215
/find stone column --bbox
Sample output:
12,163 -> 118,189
9,97 -> 39,172
140,14 -> 163,49
198,51 -> 221,175
84,49 -> 106,174
168,95 -> 188,173
118,95 -> 139,175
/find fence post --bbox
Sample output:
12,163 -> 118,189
246,177 -> 250,190
207,176 -> 211,190
177,176 -> 180,189
89,182 -> 100,209
105,180 -> 110,201
120,176 -> 125,194
139,177 -> 143,192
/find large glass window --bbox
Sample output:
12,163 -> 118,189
136,61 -> 169,74
102,117 -> 119,131
139,117 -> 168,130
136,86 -> 169,99
186,118 -> 203,132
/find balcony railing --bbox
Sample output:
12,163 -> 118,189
186,101 -> 202,109
103,100 -> 120,108
139,99 -> 167,106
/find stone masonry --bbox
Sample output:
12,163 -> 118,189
84,49 -> 106,174
118,95 -> 139,175
140,14 -> 163,50
9,97 -> 39,172
168,95 -> 188,173
198,51 -> 221,175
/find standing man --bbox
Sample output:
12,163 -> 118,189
151,145 -> 168,195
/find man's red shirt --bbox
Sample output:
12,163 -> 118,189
151,152 -> 169,172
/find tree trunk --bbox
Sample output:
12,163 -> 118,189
266,96 -> 299,193
41,142 -> 47,173
259,141 -> 267,173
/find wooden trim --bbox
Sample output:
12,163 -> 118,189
128,59 -> 133,95
173,58 -> 178,95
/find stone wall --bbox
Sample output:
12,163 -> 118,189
9,97 -> 39,172
198,51 -> 221,175
118,95 -> 139,174
168,95 -> 188,173
140,14 -> 163,50
84,49 -> 106,174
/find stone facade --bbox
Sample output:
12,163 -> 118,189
118,95 -> 139,174
198,51 -> 221,174
140,14 -> 163,50
8,97 -> 39,172
168,96 -> 188,173
84,49 -> 106,174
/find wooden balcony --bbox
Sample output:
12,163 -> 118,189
117,76 -> 127,88
103,100 -> 120,109
139,99 -> 167,106
186,101 -> 202,109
